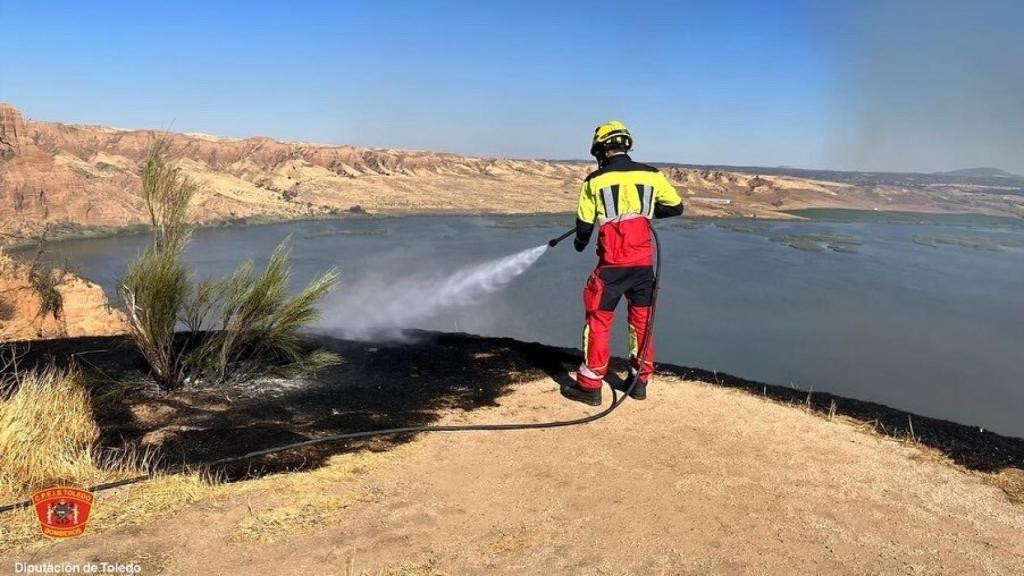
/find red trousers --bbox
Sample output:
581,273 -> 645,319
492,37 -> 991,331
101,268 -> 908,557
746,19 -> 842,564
577,265 -> 655,390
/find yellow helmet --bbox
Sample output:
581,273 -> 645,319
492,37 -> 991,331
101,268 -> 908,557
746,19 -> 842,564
590,120 -> 634,158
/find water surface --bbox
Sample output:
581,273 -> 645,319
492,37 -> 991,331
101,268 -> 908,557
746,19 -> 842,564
39,215 -> 1024,438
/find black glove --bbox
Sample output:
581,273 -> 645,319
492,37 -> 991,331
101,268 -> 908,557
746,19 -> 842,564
574,238 -> 587,252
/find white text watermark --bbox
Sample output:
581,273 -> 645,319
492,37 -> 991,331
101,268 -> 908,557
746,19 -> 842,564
13,562 -> 143,574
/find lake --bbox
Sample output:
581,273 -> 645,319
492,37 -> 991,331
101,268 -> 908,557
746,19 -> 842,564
36,214 -> 1024,438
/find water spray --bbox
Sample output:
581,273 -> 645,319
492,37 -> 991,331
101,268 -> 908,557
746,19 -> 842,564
326,243 -> 551,339
331,230 -> 574,339
0,226 -> 663,514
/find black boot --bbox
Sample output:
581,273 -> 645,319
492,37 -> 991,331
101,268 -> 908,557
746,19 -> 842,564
612,369 -> 647,400
561,382 -> 602,406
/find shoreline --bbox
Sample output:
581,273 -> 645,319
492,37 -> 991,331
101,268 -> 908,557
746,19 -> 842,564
5,207 -> 1021,250
8,330 -> 1024,449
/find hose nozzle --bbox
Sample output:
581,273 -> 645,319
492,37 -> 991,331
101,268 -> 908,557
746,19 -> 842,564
548,229 -> 575,248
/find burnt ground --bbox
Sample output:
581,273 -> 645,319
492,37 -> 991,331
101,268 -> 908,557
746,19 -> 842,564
4,330 -> 1022,482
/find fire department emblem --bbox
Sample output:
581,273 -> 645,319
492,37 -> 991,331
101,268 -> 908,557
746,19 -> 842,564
32,487 -> 93,538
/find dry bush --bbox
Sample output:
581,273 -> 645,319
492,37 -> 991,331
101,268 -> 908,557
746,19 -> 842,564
987,468 -> 1024,504
0,241 -> 67,324
27,265 -> 64,320
2,227 -> 74,322
0,348 -> 157,504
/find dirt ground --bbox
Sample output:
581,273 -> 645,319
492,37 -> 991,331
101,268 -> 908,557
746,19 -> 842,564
2,334 -> 1023,575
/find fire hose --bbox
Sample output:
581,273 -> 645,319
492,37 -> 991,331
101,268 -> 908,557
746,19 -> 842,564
0,225 -> 662,515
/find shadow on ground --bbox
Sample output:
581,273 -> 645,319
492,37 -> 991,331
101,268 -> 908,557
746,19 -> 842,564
4,331 -> 1021,481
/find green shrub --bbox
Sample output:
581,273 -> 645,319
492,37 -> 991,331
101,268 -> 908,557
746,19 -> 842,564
187,239 -> 340,385
121,139 -> 339,391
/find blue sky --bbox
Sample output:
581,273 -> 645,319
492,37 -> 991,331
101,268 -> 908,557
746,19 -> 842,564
1,1 -> 1020,172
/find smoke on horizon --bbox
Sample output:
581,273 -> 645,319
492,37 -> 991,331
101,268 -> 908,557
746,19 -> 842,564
818,0 -> 1023,174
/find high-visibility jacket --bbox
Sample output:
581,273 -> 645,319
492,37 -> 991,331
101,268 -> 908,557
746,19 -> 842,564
575,154 -> 684,266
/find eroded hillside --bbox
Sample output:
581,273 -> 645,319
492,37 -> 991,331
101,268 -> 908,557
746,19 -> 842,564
2,103 -> 1019,241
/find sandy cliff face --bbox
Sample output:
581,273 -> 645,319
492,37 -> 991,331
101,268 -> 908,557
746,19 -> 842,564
0,104 -> 27,159
0,104 -> 147,239
0,103 -> 590,239
2,102 -> 1018,241
0,103 -> 843,239
0,249 -> 125,341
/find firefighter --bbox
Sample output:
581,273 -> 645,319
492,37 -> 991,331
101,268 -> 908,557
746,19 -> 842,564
562,120 -> 684,406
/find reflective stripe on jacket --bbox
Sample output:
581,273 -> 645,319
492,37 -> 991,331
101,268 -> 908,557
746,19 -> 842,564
575,154 -> 684,266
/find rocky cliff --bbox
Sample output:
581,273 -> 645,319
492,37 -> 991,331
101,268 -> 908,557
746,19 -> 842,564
0,248 -> 125,340
1,103 -> 1018,241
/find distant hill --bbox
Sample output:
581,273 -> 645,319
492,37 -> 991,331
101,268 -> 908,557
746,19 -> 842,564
939,167 -> 1021,178
2,102 -> 1023,242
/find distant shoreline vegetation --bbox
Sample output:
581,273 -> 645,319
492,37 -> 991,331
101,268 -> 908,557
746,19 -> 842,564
769,233 -> 862,254
785,208 -> 1024,228
913,234 -> 1024,251
5,208 -> 1021,252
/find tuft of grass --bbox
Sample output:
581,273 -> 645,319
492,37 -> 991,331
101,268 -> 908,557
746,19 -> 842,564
0,367 -> 102,496
0,360 -> 211,551
0,363 -> 204,552
230,447 -> 409,543
986,468 -> 1024,504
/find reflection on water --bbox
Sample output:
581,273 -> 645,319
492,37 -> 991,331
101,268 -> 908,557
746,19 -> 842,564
30,215 -> 1024,438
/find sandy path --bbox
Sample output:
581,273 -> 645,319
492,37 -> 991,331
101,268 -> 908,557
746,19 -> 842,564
4,375 -> 1022,575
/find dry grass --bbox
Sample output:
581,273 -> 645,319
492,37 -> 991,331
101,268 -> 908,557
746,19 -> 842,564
334,563 -> 444,576
986,468 -> 1024,504
0,364 -> 211,551
232,494 -> 359,542
0,366 -> 104,496
0,473 -> 213,551
0,388 -> 413,553
2,361 -> 1018,560
231,446 -> 413,543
